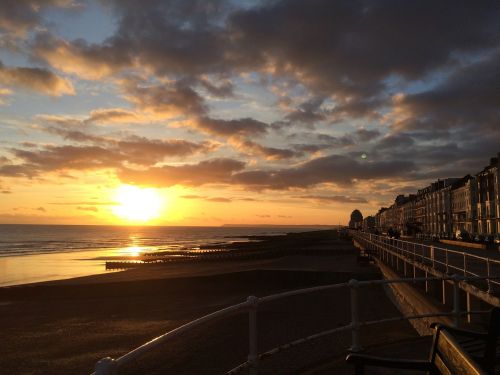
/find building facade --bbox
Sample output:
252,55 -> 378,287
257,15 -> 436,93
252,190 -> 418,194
476,156 -> 499,237
451,175 -> 477,236
368,154 -> 500,240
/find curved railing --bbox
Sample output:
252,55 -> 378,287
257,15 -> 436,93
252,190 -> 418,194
92,275 -> 498,375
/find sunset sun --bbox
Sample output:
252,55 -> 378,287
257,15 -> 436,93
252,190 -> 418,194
112,185 -> 163,222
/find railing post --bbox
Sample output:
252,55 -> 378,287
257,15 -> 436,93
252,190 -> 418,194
349,279 -> 362,352
463,253 -> 467,277
452,275 -> 461,328
486,258 -> 493,294
430,246 -> 435,268
247,295 -> 259,375
445,249 -> 449,274
95,357 -> 117,375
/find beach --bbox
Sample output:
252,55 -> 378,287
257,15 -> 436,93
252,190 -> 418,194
0,231 -> 422,374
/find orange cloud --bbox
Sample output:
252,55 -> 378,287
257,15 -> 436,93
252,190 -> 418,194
0,60 -> 74,96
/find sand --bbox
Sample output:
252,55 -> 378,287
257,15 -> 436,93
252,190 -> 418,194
0,231 -> 424,374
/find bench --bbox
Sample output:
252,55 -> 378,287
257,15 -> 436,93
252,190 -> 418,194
430,307 -> 500,374
346,324 -> 487,374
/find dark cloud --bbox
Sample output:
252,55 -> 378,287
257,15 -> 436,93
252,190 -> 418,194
118,158 -> 246,187
355,128 -> 381,142
31,0 -> 230,78
39,118 -> 218,165
31,32 -> 133,79
195,116 -> 268,137
29,0 -> 500,98
232,154 -> 415,189
392,51 -> 500,136
116,136 -> 218,165
330,97 -> 384,121
0,0 -> 78,37
287,132 -> 355,153
376,133 -> 415,150
3,0 -> 499,196
285,97 -> 327,125
199,77 -> 234,98
0,60 -> 74,96
229,0 -> 500,96
0,134 -> 217,177
11,145 -> 123,173
123,79 -> 207,117
298,195 -> 368,204
0,163 -> 39,177
230,138 -> 299,160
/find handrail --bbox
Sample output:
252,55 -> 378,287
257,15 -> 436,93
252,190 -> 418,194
92,273 -> 500,375
353,231 -> 500,290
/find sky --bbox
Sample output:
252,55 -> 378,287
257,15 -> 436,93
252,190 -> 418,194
0,0 -> 499,226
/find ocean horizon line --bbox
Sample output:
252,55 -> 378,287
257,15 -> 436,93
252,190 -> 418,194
0,223 -> 340,228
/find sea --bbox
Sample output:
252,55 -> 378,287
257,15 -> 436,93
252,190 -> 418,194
0,224 -> 332,287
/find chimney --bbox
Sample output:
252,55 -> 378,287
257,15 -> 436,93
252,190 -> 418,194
490,157 -> 498,166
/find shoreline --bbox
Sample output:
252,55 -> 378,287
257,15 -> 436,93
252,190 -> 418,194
0,229 -> 337,287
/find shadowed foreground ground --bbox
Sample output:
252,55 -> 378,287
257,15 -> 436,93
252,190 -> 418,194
0,232 -> 427,374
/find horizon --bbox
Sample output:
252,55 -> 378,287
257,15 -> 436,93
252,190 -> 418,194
0,222 -> 339,228
1,1 -> 499,226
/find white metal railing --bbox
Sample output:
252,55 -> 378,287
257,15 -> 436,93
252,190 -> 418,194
92,275 -> 498,375
353,231 -> 500,293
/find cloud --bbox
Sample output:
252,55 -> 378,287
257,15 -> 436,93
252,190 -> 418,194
390,51 -> 500,136
87,108 -> 140,124
298,195 -> 368,204
77,206 -> 98,212
115,136 -> 218,165
285,97 -> 327,125
355,128 -> 381,142
232,154 -> 415,189
11,145 -> 123,174
194,116 -> 268,137
0,180 -> 11,194
206,197 -> 231,203
49,201 -> 115,206
199,77 -> 234,98
31,1 -> 230,79
0,60 -> 74,96
181,194 -> 234,202
1,135 -> 217,177
122,78 -> 207,118
229,137 -> 299,160
0,0 -> 78,37
228,0 -> 500,98
0,87 -> 11,104
31,32 -> 132,80
27,0 -> 500,106
118,158 -> 246,187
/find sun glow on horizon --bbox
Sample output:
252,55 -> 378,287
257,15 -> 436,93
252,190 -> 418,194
112,185 -> 164,222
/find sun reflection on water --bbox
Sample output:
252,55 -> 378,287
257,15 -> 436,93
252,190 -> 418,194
124,246 -> 143,257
